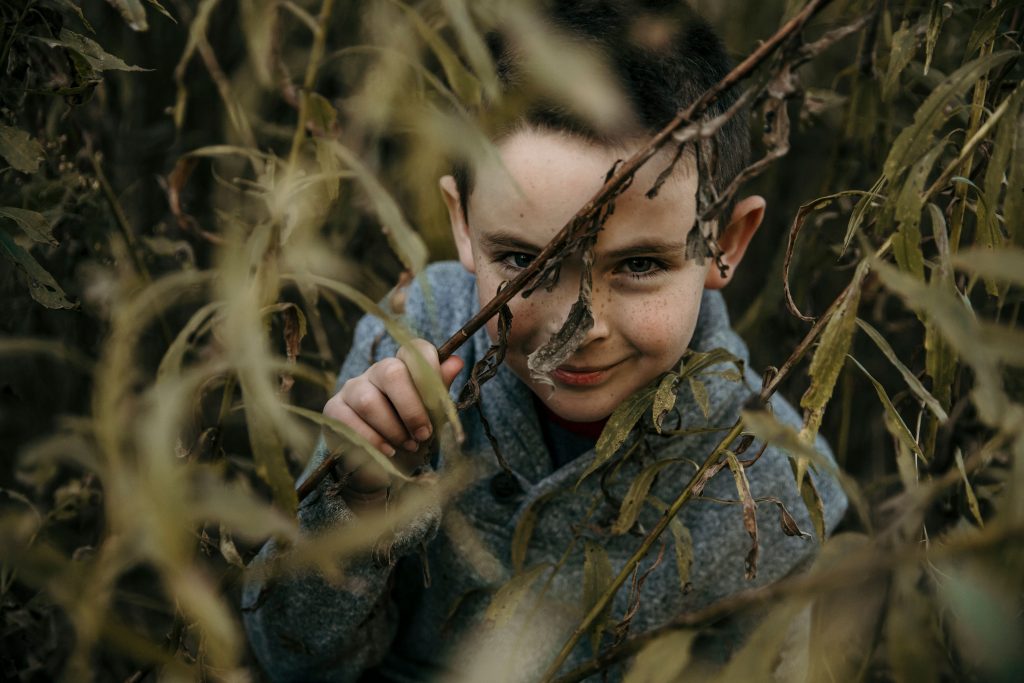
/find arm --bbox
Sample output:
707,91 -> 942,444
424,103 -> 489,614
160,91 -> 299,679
241,312 -> 462,682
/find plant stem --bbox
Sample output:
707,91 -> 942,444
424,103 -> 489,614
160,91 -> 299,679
286,0 -> 336,174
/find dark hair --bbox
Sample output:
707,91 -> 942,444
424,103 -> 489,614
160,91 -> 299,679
452,0 -> 750,220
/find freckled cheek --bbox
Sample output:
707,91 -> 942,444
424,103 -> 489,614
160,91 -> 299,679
618,293 -> 700,358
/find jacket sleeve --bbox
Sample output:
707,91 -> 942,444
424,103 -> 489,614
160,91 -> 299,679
241,311 -> 442,683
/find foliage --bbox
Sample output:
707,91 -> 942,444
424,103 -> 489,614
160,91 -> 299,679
1,0 -> 1023,681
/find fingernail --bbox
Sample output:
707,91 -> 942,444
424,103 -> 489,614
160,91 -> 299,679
415,427 -> 432,442
403,440 -> 418,452
381,444 -> 396,457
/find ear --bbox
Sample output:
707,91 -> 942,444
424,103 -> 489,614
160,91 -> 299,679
440,175 -> 476,274
704,195 -> 765,289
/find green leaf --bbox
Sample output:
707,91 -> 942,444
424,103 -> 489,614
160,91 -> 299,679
800,263 -> 866,438
106,0 -> 149,31
848,355 -> 926,463
0,207 -> 55,245
883,51 -> 1015,183
0,231 -> 74,309
856,319 -> 947,421
651,373 -> 679,433
623,630 -> 695,683
0,125 -> 45,174
966,6 -> 1004,56
582,540 -> 613,654
580,384 -> 658,485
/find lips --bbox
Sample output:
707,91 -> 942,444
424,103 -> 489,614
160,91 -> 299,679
550,360 -> 622,386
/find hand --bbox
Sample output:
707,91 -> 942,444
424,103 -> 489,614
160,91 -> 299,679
322,339 -> 464,503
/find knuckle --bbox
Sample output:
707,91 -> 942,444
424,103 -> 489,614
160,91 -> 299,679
379,358 -> 407,383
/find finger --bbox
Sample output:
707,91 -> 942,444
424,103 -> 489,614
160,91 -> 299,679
337,376 -> 419,452
323,402 -> 395,492
367,356 -> 433,444
440,355 -> 465,388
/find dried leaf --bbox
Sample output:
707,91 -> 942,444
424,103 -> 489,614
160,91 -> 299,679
611,459 -> 681,536
882,20 -> 920,102
623,630 -> 695,683
483,563 -> 549,629
887,568 -> 939,683
0,207 -> 55,245
582,540 -> 613,653
800,262 -> 866,438
105,0 -> 149,30
668,518 -> 693,590
242,392 -> 296,515
285,405 -> 412,483
954,449 -> 984,527
0,125 -> 45,174
856,318 -> 947,422
528,242 -> 596,388
923,0 -> 951,74
892,142 -> 944,281
218,525 -> 244,568
726,451 -> 758,579
391,0 -> 481,106
651,373 -> 679,433
688,377 -> 711,420
848,355 -> 926,463
0,231 -> 75,309
510,489 -> 558,573
441,0 -> 499,100
325,141 -> 428,274
884,51 -> 1015,182
157,302 -> 222,380
46,29 -> 147,71
579,384 -> 658,485
951,246 -> 1024,288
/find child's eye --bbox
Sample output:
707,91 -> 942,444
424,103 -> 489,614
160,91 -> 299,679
618,257 -> 665,279
624,257 -> 656,273
499,252 -> 536,270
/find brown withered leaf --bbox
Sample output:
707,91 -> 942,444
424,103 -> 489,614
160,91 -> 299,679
726,451 -> 758,580
527,241 -> 596,389
759,496 -> 812,539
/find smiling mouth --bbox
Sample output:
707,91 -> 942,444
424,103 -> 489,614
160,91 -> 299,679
550,360 -> 623,386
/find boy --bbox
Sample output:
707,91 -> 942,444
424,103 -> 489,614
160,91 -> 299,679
243,2 -> 847,680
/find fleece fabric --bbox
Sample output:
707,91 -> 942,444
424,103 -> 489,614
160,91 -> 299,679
241,262 -> 848,682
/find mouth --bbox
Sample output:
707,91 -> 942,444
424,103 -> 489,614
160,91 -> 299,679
550,361 -> 623,387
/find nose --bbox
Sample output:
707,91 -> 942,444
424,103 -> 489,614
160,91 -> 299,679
541,264 -> 611,346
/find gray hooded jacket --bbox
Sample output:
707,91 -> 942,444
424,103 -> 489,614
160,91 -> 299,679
242,262 -> 847,682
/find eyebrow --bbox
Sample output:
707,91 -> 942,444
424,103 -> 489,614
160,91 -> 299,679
479,230 -> 686,260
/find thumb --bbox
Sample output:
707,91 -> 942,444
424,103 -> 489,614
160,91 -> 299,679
440,355 -> 465,388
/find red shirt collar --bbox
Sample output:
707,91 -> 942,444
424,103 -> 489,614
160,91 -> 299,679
534,396 -> 609,441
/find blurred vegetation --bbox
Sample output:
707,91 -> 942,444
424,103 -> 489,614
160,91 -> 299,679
1,0 -> 1023,681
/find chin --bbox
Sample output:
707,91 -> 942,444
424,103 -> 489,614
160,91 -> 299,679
540,393 -> 615,423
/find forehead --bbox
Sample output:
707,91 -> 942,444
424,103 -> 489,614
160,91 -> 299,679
468,129 -> 698,249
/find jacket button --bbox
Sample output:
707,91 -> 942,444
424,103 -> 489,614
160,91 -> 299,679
489,471 -> 524,501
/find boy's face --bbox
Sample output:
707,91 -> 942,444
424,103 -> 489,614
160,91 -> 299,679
441,128 -> 762,422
